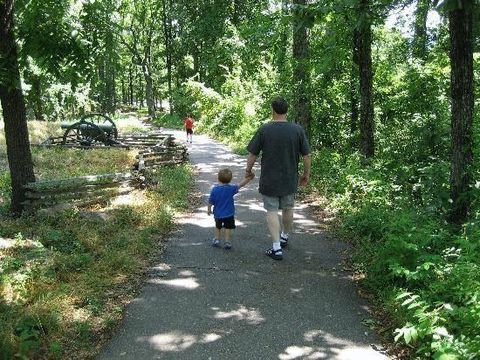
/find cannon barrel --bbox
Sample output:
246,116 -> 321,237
61,122 -> 114,132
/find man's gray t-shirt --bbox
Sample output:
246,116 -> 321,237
247,121 -> 310,197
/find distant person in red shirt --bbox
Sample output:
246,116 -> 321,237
183,113 -> 195,143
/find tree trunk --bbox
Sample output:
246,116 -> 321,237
292,0 -> 312,140
413,0 -> 431,60
129,65 -> 134,106
358,0 -> 374,158
448,1 -> 474,225
0,0 -> 36,215
162,0 -> 173,115
276,0 -> 289,86
31,75 -> 45,121
350,27 -> 360,137
142,63 -> 156,119
138,71 -> 144,107
98,58 -> 107,113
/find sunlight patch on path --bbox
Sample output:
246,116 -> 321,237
137,330 -> 226,352
211,304 -> 265,325
148,277 -> 200,290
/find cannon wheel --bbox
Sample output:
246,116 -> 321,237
81,113 -> 118,139
62,120 -> 107,146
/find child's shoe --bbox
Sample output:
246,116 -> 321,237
224,242 -> 232,250
265,248 -> 283,260
211,238 -> 220,247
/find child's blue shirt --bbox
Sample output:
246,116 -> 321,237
209,183 -> 240,219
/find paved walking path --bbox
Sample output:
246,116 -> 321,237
98,131 -> 388,359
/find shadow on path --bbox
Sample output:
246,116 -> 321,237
97,132 -> 388,360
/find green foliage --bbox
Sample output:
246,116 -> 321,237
153,113 -> 183,130
176,65 -> 275,152
310,147 -> 480,359
0,172 -> 11,214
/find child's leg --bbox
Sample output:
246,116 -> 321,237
214,227 -> 221,240
224,228 -> 232,249
224,228 -> 231,242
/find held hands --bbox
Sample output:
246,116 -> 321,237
245,172 -> 255,180
245,168 -> 255,180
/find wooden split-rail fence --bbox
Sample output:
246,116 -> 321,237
24,133 -> 189,210
135,136 -> 188,170
22,172 -> 144,210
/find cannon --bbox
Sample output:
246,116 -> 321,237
61,113 -> 121,146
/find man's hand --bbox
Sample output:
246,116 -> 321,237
207,206 -> 212,216
245,172 -> 255,180
299,174 -> 310,187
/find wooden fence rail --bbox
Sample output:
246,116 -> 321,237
23,172 -> 144,209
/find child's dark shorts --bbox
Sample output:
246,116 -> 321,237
186,128 -> 193,135
215,216 -> 236,229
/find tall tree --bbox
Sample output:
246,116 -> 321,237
448,0 -> 475,224
292,0 -> 312,139
162,0 -> 173,114
118,0 -> 161,119
413,0 -> 432,59
350,27 -> 360,138
0,0 -> 36,214
358,0 -> 375,158
275,0 -> 290,87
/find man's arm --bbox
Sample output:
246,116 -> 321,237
299,154 -> 311,186
245,152 -> 257,176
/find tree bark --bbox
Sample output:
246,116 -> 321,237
0,0 -> 36,215
448,0 -> 474,224
350,27 -> 360,137
358,0 -> 374,158
292,0 -> 312,140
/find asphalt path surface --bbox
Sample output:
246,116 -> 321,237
98,131 -> 388,360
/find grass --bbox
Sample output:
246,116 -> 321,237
32,148 -> 137,180
0,117 -> 194,359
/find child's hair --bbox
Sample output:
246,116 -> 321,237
218,168 -> 233,183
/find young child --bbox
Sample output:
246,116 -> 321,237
183,113 -> 194,143
207,168 -> 254,249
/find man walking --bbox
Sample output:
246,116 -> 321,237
245,97 -> 311,260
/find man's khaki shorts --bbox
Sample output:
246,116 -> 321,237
263,194 -> 295,211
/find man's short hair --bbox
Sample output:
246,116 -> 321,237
218,168 -> 232,183
271,97 -> 288,115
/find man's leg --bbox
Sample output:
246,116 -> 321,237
266,210 -> 281,250
280,208 -> 293,247
281,208 -> 294,234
